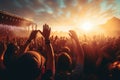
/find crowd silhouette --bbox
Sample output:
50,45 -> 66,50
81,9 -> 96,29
0,24 -> 120,80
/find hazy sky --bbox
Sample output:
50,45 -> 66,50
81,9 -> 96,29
0,0 -> 120,31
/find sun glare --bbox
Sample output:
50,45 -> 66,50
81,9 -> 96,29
81,21 -> 93,32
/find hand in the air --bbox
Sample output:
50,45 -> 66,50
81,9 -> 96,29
28,30 -> 38,41
39,24 -> 51,40
69,30 -> 78,40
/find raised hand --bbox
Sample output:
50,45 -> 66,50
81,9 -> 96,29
39,24 -> 51,40
69,30 -> 84,67
69,30 -> 78,40
39,24 -> 55,76
28,30 -> 38,41
19,30 -> 38,53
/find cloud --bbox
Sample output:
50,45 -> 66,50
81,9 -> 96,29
0,0 -> 119,26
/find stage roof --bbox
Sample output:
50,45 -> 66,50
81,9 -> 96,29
0,10 -> 35,27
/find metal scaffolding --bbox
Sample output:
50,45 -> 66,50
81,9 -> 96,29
0,10 -> 37,31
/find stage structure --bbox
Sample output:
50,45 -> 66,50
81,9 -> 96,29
0,10 -> 37,31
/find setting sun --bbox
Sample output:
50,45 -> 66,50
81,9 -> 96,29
81,21 -> 93,32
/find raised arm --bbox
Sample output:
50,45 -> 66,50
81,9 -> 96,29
69,30 -> 84,67
39,24 -> 55,76
20,30 -> 38,53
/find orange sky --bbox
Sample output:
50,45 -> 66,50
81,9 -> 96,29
0,0 -> 120,33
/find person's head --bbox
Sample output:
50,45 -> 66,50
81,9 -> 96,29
60,46 -> 70,54
12,51 -> 45,80
56,52 -> 72,72
108,61 -> 120,80
5,43 -> 19,54
3,43 -> 19,67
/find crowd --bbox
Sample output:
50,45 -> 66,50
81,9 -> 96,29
0,24 -> 120,80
